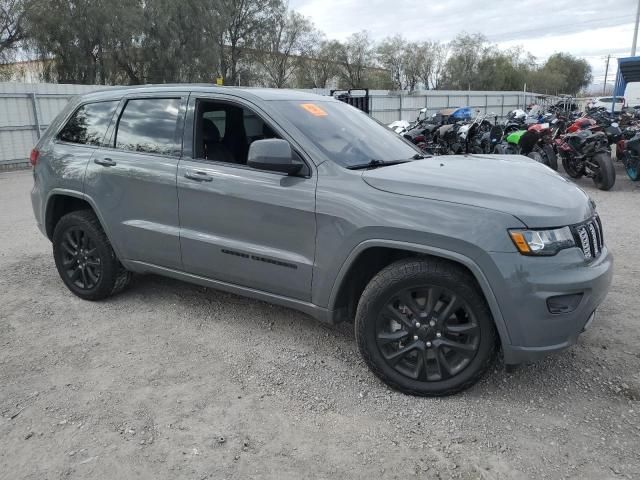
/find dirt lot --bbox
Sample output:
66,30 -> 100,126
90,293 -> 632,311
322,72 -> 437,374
1,166 -> 639,480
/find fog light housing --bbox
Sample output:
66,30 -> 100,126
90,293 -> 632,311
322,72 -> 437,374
546,293 -> 583,314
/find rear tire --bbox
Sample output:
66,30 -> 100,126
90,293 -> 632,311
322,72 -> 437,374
592,152 -> 616,191
355,259 -> 497,396
542,144 -> 558,170
52,210 -> 131,300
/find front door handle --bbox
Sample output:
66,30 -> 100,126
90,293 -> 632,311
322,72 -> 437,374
184,170 -> 213,182
94,157 -> 117,167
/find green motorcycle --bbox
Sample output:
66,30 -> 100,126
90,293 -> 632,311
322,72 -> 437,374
493,126 -> 558,170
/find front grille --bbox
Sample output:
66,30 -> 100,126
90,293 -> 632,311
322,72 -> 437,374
572,216 -> 604,260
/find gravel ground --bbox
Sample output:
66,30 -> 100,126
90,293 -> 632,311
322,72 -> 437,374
1,165 -> 639,480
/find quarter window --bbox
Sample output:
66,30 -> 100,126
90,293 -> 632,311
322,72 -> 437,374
58,101 -> 118,146
115,98 -> 181,155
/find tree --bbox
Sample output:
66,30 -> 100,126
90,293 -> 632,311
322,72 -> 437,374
337,30 -> 374,88
541,53 -> 592,95
297,37 -> 341,88
256,8 -> 314,88
404,40 -> 448,91
25,0 -> 114,84
139,0 -> 221,83
474,47 -> 531,91
402,42 -> 422,91
440,33 -> 487,90
1,0 -> 28,62
377,35 -> 407,90
216,0 -> 281,85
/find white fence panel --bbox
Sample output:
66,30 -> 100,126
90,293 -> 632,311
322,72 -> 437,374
0,83 -> 559,168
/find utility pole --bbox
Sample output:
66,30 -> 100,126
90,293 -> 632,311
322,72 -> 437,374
633,0 -> 640,56
603,55 -> 611,95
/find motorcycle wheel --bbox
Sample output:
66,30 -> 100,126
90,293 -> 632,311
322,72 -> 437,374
542,145 -> 558,171
471,146 -> 483,154
624,153 -> 640,181
592,152 -> 616,191
527,151 -> 545,164
493,145 -> 507,154
561,155 -> 583,179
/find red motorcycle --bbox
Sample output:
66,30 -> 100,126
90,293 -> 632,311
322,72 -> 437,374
555,120 -> 616,190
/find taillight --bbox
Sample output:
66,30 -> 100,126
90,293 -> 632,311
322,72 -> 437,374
30,148 -> 39,167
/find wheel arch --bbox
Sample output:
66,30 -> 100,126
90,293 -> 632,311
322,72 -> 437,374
327,240 -> 511,346
44,190 -> 120,257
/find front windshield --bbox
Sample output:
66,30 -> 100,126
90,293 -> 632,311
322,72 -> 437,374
273,100 -> 419,167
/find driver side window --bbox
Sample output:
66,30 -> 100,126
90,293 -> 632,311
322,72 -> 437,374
194,100 -> 281,164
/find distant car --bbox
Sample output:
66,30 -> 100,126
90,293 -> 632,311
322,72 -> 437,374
588,97 -> 625,113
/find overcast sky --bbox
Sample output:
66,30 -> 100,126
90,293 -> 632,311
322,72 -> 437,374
289,0 -> 637,88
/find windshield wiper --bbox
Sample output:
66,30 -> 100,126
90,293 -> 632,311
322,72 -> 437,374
346,159 -> 411,170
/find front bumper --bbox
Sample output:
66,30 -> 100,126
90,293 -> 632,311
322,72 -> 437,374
488,246 -> 613,364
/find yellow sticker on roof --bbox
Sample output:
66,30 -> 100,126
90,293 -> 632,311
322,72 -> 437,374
300,103 -> 328,116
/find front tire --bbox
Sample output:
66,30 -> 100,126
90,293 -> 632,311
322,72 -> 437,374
52,210 -> 131,300
592,152 -> 616,191
527,151 -> 545,164
355,259 -> 497,396
623,152 -> 640,181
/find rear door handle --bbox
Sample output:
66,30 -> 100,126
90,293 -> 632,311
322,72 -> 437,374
184,170 -> 213,182
94,157 -> 116,167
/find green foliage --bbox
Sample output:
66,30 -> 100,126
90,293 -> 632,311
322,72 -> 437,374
1,0 -> 30,62
437,33 -> 592,94
539,53 -> 593,95
295,38 -> 342,88
7,0 -> 594,93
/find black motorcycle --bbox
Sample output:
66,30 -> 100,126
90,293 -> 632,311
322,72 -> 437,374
556,130 -> 616,190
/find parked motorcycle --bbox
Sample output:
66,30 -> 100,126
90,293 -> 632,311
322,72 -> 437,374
503,109 -> 527,134
459,113 -> 494,153
618,130 -> 640,181
493,123 -> 557,170
555,129 -> 616,190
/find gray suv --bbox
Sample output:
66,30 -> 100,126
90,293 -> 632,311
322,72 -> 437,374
30,86 -> 613,396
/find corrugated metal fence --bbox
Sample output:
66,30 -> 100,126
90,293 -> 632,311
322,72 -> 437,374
0,83 -> 557,169
368,90 -> 558,125
0,83 -> 97,169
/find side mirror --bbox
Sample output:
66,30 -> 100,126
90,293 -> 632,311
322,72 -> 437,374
247,139 -> 302,175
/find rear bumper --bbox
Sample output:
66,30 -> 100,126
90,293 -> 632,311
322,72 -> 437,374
488,246 -> 613,364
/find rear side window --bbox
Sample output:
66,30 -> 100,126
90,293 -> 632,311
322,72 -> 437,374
115,98 -> 181,155
58,101 -> 118,146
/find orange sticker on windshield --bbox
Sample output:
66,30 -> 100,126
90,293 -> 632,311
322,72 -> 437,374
300,103 -> 328,116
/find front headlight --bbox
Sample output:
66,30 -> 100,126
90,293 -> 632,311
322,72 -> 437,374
509,227 -> 575,256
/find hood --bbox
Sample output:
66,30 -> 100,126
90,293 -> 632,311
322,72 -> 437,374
362,154 -> 594,228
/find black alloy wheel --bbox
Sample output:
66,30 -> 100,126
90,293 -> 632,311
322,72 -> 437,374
355,259 -> 497,396
376,286 -> 480,382
59,227 -> 102,290
53,210 -> 131,300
